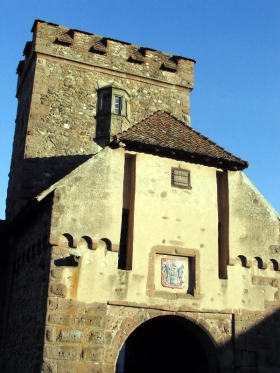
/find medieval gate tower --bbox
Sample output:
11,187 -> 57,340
0,20 -> 280,373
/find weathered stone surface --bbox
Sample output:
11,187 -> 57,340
48,313 -> 71,325
87,331 -> 104,345
73,315 -> 104,328
44,345 -> 80,360
82,347 -> 104,362
49,283 -> 67,297
56,329 -> 83,343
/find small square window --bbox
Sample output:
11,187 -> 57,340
171,168 -> 191,189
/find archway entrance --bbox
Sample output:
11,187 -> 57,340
116,315 -> 218,373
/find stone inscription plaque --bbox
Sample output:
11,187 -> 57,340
161,258 -> 185,288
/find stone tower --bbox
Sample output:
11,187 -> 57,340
6,20 -> 195,220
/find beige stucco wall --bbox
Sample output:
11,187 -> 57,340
48,148 -> 280,313
50,146 -> 125,246
229,171 -> 279,261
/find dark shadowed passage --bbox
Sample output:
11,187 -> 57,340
116,315 -> 218,373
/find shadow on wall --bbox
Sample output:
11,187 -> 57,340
7,154 -> 93,219
228,307 -> 280,372
0,194 -> 53,373
115,307 -> 280,373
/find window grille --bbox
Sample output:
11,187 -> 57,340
171,168 -> 191,189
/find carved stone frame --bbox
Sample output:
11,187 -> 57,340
146,245 -> 201,300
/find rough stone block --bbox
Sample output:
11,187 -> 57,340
133,310 -> 149,325
50,268 -> 64,281
73,315 -> 104,328
36,65 -> 50,75
235,321 -> 254,336
57,361 -> 78,373
104,348 -> 116,365
86,331 -> 104,345
44,345 -> 80,360
86,303 -> 107,315
103,364 -> 115,373
120,317 -> 136,334
112,330 -> 126,349
104,331 -> 113,345
48,313 -> 71,325
57,298 -> 85,313
48,298 -> 58,310
30,102 -> 50,115
56,329 -> 83,343
82,347 -> 104,362
33,82 -> 48,94
41,360 -> 57,373
49,283 -> 67,298
45,327 -> 55,342
104,315 -> 117,330
77,363 -> 103,373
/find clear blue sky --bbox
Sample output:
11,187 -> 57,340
0,0 -> 279,219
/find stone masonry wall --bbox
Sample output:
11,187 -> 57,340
45,242 -> 233,373
7,20 -> 195,220
45,239 -> 280,373
6,57 -> 36,219
0,195 -> 53,373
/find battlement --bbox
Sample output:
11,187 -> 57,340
17,20 -> 195,93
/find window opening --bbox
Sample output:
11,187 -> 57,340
171,168 -> 191,189
125,100 -> 128,117
114,96 -> 122,114
102,95 -> 111,114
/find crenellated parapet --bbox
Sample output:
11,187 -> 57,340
229,254 -> 280,271
16,20 -> 195,93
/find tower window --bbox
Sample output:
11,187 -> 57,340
95,85 -> 131,142
97,86 -> 130,118
102,95 -> 111,114
171,168 -> 191,189
114,96 -> 122,114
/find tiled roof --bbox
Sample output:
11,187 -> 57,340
114,111 -> 248,170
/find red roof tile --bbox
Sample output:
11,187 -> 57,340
114,111 -> 248,170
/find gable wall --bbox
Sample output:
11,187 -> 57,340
41,149 -> 280,372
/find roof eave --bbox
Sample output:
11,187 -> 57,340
112,138 -> 248,171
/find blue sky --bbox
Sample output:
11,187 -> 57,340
0,0 -> 279,219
